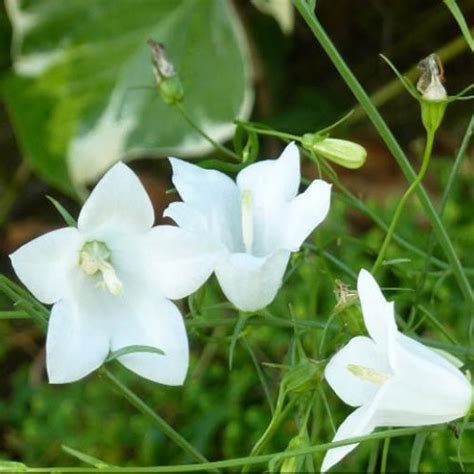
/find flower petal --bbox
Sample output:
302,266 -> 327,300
214,250 -> 290,311
236,142 -> 300,255
78,162 -> 154,236
10,227 -> 81,304
284,179 -> 331,250
136,225 -> 221,300
110,295 -> 189,385
168,158 -> 242,252
46,298 -> 110,383
357,269 -> 397,345
325,336 -> 391,407
376,332 -> 472,426
321,403 -> 378,472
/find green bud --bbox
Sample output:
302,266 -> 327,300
302,135 -> 367,169
158,77 -> 184,105
420,98 -> 447,134
282,359 -> 322,393
279,435 -> 307,473
147,39 -> 184,105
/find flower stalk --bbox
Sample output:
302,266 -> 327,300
371,127 -> 435,274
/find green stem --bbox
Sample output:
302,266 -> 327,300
21,425 -> 444,473
237,122 -> 301,142
100,368 -> 212,467
293,0 -> 473,307
380,436 -> 391,474
409,432 -> 428,473
242,391 -> 297,472
175,103 -> 240,161
372,129 -> 435,273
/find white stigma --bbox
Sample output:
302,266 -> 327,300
347,364 -> 390,385
79,241 -> 123,295
241,190 -> 253,254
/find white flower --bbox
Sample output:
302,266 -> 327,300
322,269 -> 472,472
10,163 -> 215,385
165,142 -> 331,311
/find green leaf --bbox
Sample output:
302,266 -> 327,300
105,344 -> 165,363
0,461 -> 27,472
62,444 -> 112,468
379,54 -> 420,100
46,195 -> 77,227
450,455 -> 474,464
3,0 -> 253,194
443,0 -> 474,52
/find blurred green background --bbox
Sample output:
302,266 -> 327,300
0,0 -> 473,471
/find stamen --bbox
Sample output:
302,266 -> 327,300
241,190 -> 253,254
79,241 -> 122,295
347,364 -> 390,385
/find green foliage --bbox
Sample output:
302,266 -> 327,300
3,0 -> 253,194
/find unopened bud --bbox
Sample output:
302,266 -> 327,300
417,54 -> 447,133
279,435 -> 307,473
302,135 -> 366,169
147,39 -> 184,105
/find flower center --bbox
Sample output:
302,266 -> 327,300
347,364 -> 390,386
79,240 -> 122,295
241,190 -> 253,254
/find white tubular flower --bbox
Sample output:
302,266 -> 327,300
321,269 -> 472,472
165,142 -> 331,312
10,163 -> 214,385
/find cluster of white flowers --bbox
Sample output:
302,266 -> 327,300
9,143 -> 472,471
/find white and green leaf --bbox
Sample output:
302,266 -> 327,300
4,0 -> 253,194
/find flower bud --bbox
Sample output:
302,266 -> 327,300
416,54 -> 447,133
301,135 -> 367,169
279,435 -> 307,473
282,359 -> 322,393
147,39 -> 184,105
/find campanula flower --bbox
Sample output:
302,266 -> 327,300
322,269 -> 472,472
10,163 -> 211,384
165,142 -> 331,311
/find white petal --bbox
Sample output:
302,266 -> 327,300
357,269 -> 397,345
321,403 -> 378,472
325,336 -> 391,407
236,142 -> 300,255
237,142 -> 300,200
10,227 -> 81,304
78,162 -> 154,236
376,332 -> 472,426
46,298 -> 109,383
137,226 -> 221,300
214,250 -> 290,312
164,202 -> 209,235
284,179 -> 331,250
169,158 -> 242,251
110,295 -> 189,385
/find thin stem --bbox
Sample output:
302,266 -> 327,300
372,129 -> 435,273
380,436 -> 391,474
99,368 -> 211,467
21,425 -> 444,473
409,432 -> 428,473
242,391 -> 298,472
175,103 -> 240,161
410,115 -> 474,329
293,0 -> 473,307
237,122 -> 301,141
